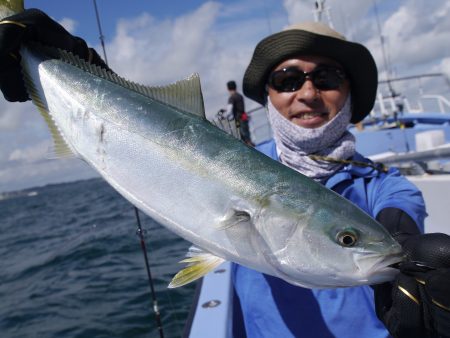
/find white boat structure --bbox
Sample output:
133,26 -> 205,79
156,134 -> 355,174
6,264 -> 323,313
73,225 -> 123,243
352,73 -> 450,235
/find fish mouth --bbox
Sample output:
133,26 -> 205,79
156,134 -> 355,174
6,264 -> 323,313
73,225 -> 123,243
354,251 -> 405,284
387,261 -> 402,269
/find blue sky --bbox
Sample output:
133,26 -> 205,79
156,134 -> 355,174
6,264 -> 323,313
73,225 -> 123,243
1,0 -> 450,192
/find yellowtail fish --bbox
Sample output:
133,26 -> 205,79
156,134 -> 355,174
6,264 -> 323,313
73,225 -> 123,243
0,0 -> 403,288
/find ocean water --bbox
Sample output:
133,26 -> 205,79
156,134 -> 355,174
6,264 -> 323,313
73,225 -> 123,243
0,178 -> 195,338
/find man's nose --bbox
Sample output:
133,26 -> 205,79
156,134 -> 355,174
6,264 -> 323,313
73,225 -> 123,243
294,78 -> 319,102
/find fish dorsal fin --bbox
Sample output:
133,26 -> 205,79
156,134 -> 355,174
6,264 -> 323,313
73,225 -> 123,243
144,74 -> 206,119
168,246 -> 225,288
21,48 -> 75,158
32,43 -> 206,119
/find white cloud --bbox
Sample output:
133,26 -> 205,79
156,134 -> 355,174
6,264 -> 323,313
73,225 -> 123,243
8,140 -> 50,162
441,58 -> 450,79
0,158 -> 97,193
283,0 -> 315,26
58,17 -> 78,34
104,1 -> 264,117
380,2 -> 450,70
108,2 -> 223,83
363,0 -> 450,100
0,100 -> 28,130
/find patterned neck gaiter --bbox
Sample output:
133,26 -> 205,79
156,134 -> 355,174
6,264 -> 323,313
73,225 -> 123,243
267,94 -> 355,183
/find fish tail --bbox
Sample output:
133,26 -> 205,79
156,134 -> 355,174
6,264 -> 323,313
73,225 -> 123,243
0,0 -> 24,19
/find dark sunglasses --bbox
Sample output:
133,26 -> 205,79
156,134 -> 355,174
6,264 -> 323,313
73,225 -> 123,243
268,66 -> 346,92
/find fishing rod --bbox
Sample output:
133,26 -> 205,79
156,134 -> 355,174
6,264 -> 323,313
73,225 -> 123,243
92,0 -> 108,65
135,208 -> 165,338
91,1 -> 164,337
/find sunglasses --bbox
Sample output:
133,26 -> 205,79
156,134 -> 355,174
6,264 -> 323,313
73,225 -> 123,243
268,66 -> 346,92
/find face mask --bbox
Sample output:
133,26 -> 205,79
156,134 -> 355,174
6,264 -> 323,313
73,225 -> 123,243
267,94 -> 355,182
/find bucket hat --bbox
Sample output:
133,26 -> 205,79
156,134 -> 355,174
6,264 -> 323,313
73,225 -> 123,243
243,22 -> 377,123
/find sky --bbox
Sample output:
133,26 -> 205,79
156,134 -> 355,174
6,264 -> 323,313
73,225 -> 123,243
1,0 -> 450,192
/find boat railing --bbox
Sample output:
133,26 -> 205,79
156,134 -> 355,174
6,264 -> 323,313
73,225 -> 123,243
247,106 -> 272,145
371,92 -> 450,118
420,95 -> 450,113
373,72 -> 450,117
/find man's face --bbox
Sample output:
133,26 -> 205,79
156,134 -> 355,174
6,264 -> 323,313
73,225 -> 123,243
267,55 -> 350,129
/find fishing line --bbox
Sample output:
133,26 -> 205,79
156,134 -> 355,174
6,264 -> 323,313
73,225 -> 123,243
91,1 -> 165,337
135,208 -> 165,338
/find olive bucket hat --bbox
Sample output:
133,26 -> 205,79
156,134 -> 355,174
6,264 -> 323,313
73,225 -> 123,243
242,22 -> 378,124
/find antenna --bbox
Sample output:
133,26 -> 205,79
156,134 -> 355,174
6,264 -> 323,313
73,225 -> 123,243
373,0 -> 395,97
313,0 -> 334,28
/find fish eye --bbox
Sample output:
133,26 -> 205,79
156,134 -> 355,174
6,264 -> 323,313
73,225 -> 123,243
336,230 -> 358,247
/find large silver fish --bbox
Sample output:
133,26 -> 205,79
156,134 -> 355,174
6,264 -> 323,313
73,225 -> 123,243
1,0 -> 403,288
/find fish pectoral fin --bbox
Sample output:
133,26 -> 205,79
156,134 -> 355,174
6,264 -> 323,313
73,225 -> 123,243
168,249 -> 225,288
217,209 -> 252,230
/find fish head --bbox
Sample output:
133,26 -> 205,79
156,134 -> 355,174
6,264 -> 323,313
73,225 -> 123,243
255,192 -> 404,288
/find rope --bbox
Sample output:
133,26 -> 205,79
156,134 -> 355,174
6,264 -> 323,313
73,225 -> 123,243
308,154 -> 389,173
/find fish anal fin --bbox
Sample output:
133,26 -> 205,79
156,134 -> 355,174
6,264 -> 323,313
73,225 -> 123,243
168,248 -> 225,288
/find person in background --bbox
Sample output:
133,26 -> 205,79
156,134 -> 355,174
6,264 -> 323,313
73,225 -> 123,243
1,9 -> 449,338
219,80 -> 254,146
232,21 -> 450,338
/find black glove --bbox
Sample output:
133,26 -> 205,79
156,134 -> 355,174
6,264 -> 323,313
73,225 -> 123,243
374,208 -> 450,338
0,8 -> 108,102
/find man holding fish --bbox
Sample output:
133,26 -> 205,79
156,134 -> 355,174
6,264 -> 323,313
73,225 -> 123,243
0,6 -> 449,338
237,21 -> 450,338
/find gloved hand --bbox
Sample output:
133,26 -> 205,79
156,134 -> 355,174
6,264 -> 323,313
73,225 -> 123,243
374,233 -> 450,338
0,8 -> 108,102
